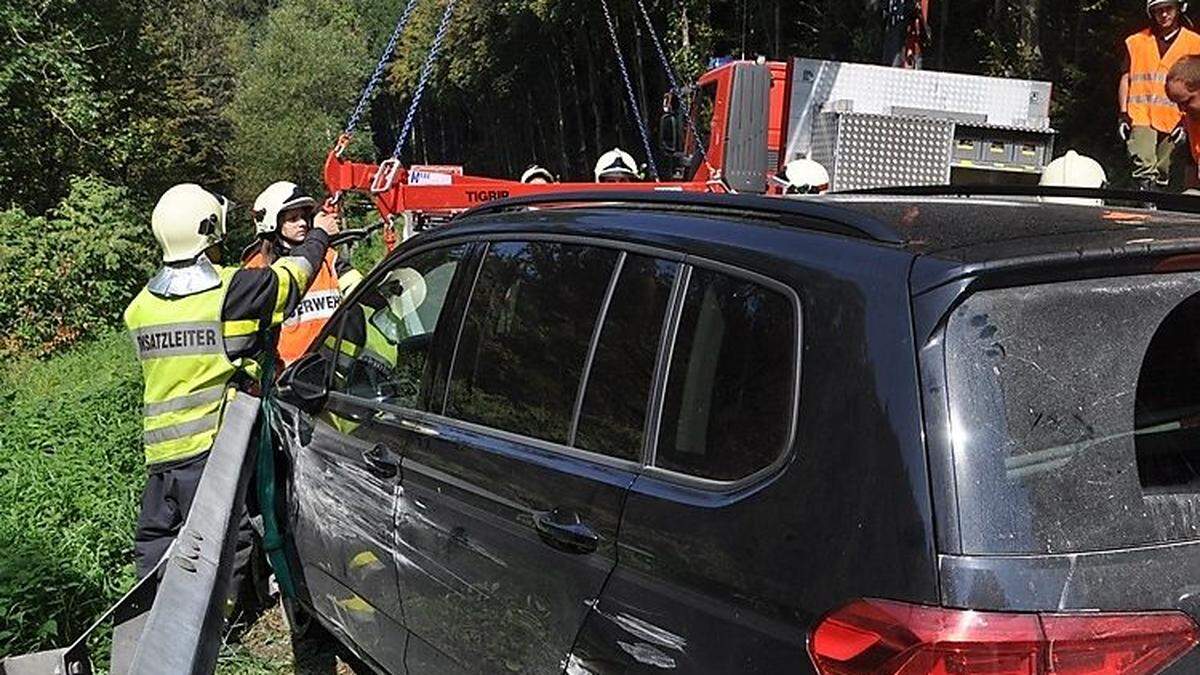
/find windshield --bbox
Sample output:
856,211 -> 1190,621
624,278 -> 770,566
945,272 -> 1200,554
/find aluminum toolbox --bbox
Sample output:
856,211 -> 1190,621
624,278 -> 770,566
784,59 -> 1056,188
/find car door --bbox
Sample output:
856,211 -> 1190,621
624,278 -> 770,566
392,241 -> 681,673
567,263 -> 805,672
279,242 -> 472,672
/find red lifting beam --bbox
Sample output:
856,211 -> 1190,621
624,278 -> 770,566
323,137 -> 724,249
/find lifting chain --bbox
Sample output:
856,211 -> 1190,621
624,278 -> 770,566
598,0 -> 659,181
342,0 -> 423,144
392,0 -> 458,160
632,0 -> 709,166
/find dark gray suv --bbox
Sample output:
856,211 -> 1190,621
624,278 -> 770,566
274,191 -> 1200,674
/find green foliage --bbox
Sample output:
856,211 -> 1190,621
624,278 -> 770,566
0,332 -> 143,655
0,176 -> 156,357
225,0 -> 376,204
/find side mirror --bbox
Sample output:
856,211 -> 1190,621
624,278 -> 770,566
659,113 -> 680,154
277,352 -> 330,410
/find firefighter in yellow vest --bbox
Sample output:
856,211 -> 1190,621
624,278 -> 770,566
123,183 -> 339,579
1119,0 -> 1200,190
243,181 -> 363,367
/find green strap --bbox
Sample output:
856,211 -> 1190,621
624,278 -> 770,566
256,354 -> 297,598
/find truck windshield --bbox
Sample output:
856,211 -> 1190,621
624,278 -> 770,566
945,272 -> 1200,555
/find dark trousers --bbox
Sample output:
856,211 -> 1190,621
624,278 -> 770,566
134,453 -> 254,603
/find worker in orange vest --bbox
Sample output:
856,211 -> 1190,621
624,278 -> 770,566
244,181 -> 363,366
1119,0 -> 1200,190
1166,54 -> 1200,186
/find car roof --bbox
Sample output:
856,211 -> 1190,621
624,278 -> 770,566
816,194 -> 1200,257
451,191 -> 1200,292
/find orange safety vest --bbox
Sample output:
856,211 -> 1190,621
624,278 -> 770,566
245,248 -> 342,366
1185,114 -> 1200,165
1126,27 -> 1200,132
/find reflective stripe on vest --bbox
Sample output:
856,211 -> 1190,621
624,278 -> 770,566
124,266 -> 245,466
1126,28 -> 1200,132
245,249 -> 343,366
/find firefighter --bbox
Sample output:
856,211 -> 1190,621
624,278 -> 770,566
777,158 -> 831,195
594,147 -> 641,182
1119,0 -> 1200,190
1166,54 -> 1200,186
520,165 -> 556,184
243,181 -> 363,367
124,183 -> 339,581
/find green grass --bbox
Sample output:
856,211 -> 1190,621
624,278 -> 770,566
0,332 -> 144,656
0,333 -> 343,672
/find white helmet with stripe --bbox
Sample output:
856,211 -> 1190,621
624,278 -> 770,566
780,159 -> 831,195
1148,0 -> 1187,15
252,181 -> 317,237
594,148 -> 640,182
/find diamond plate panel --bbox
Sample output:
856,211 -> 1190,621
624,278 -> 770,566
826,113 -> 953,191
785,59 -> 1052,161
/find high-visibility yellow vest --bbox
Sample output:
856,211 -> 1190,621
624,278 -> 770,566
1126,28 -> 1200,132
124,267 -> 259,466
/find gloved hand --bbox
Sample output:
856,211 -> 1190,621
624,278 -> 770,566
1169,122 -> 1188,145
1118,113 -> 1133,142
314,210 -> 341,236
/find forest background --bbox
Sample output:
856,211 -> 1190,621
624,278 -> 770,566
0,0 -> 1159,661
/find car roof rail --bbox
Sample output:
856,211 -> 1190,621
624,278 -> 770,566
843,184 -> 1200,215
454,190 -> 903,244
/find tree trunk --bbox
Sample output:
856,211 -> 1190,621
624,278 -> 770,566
584,31 -> 605,159
774,0 -> 781,58
550,60 -> 572,178
565,38 -> 590,176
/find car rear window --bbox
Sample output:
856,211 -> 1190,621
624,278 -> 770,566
945,272 -> 1200,555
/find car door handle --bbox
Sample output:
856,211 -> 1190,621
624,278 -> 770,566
533,508 -> 599,555
361,445 -> 399,480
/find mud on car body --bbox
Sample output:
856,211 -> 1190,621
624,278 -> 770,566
271,191 -> 1200,674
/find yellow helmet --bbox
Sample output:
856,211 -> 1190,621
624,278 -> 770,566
150,184 -> 229,263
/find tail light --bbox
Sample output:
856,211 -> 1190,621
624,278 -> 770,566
808,599 -> 1199,675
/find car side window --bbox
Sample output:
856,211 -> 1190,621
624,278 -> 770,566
330,245 -> 467,410
574,255 -> 679,460
655,266 -> 796,481
445,241 -> 619,444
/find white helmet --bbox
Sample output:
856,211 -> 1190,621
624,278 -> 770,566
1039,150 -> 1107,205
780,159 -> 831,195
520,165 -> 556,184
594,148 -> 640,182
252,181 -> 317,237
151,184 -> 229,263
1148,0 -> 1187,15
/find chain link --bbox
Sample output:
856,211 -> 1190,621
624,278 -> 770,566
598,0 -> 658,180
344,0 -> 423,137
633,0 -> 708,162
392,0 -> 458,159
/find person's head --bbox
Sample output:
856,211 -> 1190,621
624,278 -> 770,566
778,158 -> 830,195
151,184 -> 230,264
1168,55 -> 1200,118
1039,150 -> 1107,205
520,165 -> 556,184
252,181 -> 317,247
1148,0 -> 1185,33
594,148 -> 641,182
